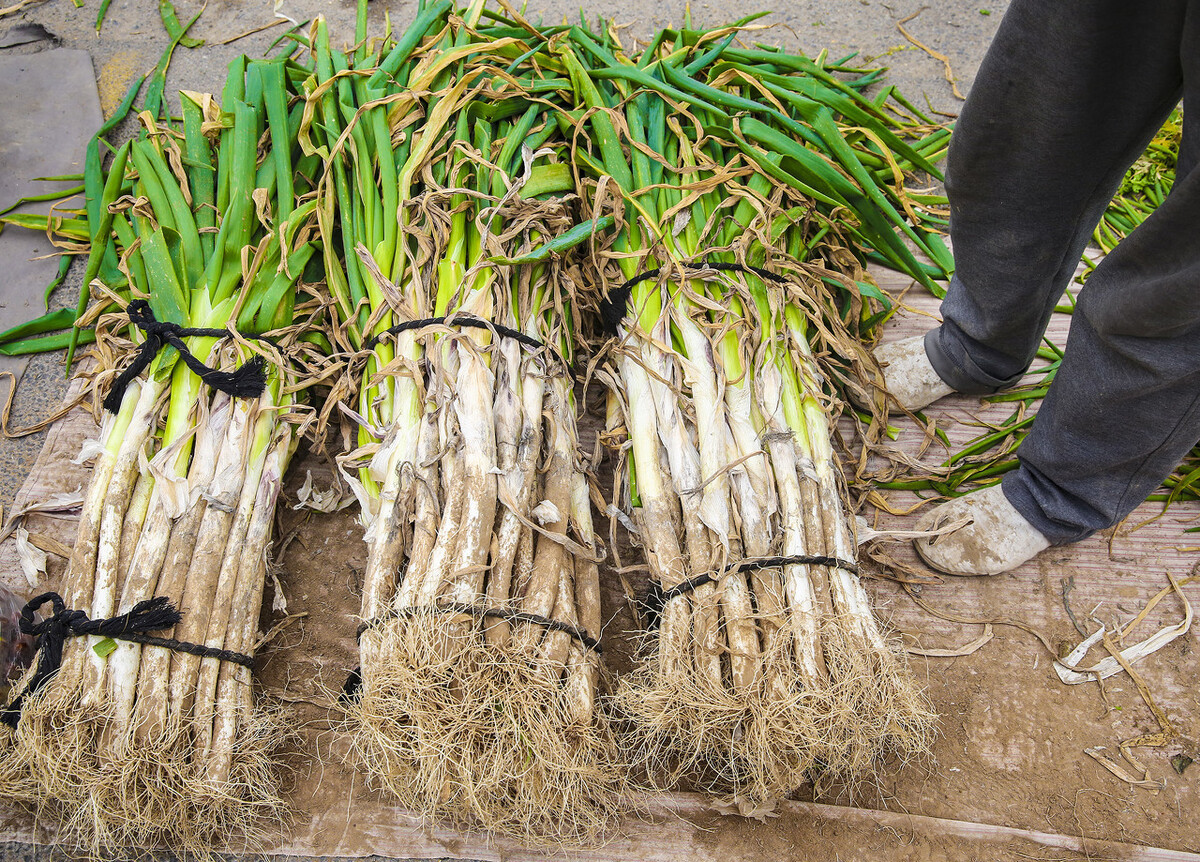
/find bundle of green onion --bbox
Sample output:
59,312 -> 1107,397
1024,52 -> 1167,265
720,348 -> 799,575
555,23 -> 937,802
303,3 -> 624,841
1,56 -> 325,852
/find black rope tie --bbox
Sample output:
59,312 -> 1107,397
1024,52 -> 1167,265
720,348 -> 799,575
1,591 -> 254,729
103,300 -> 270,413
641,554 -> 860,631
355,603 -> 602,652
364,314 -> 572,379
600,260 -> 789,336
340,602 -> 602,704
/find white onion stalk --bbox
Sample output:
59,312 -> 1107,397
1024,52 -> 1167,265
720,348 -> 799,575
5,65 -> 318,851
608,269 -> 935,803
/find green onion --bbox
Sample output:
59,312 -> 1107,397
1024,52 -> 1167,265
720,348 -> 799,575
308,4 -> 625,841
5,55 -> 324,855
562,21 -> 936,803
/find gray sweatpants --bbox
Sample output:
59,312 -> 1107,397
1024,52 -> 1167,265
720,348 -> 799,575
923,0 -> 1200,545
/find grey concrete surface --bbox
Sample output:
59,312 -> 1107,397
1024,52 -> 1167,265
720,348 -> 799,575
0,43 -> 102,513
0,0 -> 1006,858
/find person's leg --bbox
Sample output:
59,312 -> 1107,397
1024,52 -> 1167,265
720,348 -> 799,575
915,1 -> 1200,574
926,0 -> 1189,395
1003,89 -> 1200,544
921,127 -> 1200,570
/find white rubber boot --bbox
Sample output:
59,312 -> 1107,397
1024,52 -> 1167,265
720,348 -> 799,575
873,334 -> 953,411
914,484 -> 1051,576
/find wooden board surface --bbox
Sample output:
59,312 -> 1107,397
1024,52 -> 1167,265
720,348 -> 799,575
842,266 -> 1200,858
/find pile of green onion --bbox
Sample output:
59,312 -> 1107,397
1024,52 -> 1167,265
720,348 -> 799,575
0,0 -> 963,847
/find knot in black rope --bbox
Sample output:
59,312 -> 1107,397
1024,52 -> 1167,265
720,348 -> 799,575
103,300 -> 268,413
600,260 -> 788,336
365,314 -> 573,380
2,591 -> 181,729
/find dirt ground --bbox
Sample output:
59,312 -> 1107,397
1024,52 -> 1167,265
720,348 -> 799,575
3,1 -> 1199,861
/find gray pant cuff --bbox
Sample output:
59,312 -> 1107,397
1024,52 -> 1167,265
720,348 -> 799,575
924,326 -> 1026,396
1000,471 -> 1095,546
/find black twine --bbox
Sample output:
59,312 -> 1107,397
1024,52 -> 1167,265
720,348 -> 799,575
641,554 -> 859,631
104,300 -> 270,413
1,591 -> 254,729
600,261 -> 789,336
356,602 -> 602,652
341,602 -> 603,704
340,666 -> 364,704
365,314 -> 572,378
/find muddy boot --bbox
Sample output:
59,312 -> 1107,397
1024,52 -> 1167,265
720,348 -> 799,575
914,484 -> 1051,576
873,334 -> 953,411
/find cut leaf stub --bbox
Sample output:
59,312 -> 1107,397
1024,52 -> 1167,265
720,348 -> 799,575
92,637 -> 118,658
